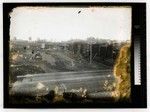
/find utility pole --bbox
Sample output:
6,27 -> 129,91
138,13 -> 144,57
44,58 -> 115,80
90,44 -> 92,64
88,37 -> 95,64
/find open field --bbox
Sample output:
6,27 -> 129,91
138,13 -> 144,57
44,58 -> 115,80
11,70 -> 114,95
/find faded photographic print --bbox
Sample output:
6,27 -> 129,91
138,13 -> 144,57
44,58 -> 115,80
8,5 -> 132,105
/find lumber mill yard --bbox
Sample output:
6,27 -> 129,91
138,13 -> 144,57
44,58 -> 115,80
9,38 -> 128,104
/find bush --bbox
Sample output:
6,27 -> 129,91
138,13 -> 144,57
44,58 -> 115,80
112,44 -> 131,101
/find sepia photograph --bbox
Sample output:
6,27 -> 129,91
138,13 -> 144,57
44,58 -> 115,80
3,3 -> 146,108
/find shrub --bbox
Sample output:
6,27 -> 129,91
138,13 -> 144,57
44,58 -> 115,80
112,44 -> 131,101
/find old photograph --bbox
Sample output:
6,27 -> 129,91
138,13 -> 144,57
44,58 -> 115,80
8,5 -> 131,105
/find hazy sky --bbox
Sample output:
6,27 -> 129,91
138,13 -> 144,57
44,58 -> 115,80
10,7 -> 131,42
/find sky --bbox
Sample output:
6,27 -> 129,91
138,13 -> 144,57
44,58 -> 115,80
10,6 -> 131,42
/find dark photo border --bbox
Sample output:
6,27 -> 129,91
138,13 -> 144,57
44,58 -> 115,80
3,2 -> 147,108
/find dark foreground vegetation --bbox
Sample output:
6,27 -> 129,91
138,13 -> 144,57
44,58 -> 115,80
9,91 -> 115,104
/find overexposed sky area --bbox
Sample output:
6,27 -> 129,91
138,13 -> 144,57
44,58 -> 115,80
10,7 -> 131,42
